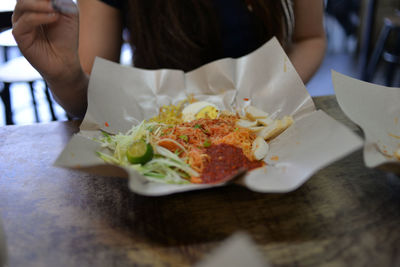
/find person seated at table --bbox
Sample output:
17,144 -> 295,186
11,0 -> 326,118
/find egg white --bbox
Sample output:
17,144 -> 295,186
182,101 -> 219,122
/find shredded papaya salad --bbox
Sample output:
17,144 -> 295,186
96,99 -> 293,184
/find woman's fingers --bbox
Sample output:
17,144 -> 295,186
12,12 -> 59,44
13,0 -> 54,22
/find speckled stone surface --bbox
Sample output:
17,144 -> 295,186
1,96 -> 400,267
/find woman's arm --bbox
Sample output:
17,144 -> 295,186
58,0 -> 123,117
288,0 -> 326,84
78,0 -> 123,74
53,0 -> 123,117
45,0 -> 123,117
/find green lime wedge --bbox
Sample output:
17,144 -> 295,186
126,140 -> 154,164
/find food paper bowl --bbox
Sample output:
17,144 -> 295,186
332,71 -> 400,175
55,38 -> 363,196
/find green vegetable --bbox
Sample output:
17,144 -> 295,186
203,139 -> 211,148
126,140 -> 154,164
179,135 -> 189,142
95,121 -> 199,184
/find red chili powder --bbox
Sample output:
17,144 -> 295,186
201,143 -> 265,184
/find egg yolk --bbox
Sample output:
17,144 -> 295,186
195,106 -> 219,120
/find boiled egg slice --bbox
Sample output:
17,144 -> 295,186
182,101 -> 219,122
252,136 -> 269,160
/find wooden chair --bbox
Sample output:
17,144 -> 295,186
0,28 -> 57,125
365,11 -> 400,86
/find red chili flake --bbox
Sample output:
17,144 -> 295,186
200,143 -> 264,184
243,98 -> 250,101
105,122 -> 109,127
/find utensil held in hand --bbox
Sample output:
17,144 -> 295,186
52,0 -> 78,15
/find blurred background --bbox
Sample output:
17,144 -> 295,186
0,0 -> 399,126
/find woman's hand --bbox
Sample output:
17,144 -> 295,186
12,0 -> 89,118
12,0 -> 81,82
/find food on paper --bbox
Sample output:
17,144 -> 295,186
251,136 -> 269,160
182,101 -> 220,122
96,100 -> 293,184
126,140 -> 154,164
379,131 -> 400,161
237,105 -> 293,141
257,116 -> 294,140
245,105 -> 270,120
377,145 -> 400,161
236,119 -> 258,128
395,148 -> 400,160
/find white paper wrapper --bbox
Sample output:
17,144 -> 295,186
332,71 -> 400,174
195,232 -> 269,267
55,38 -> 363,196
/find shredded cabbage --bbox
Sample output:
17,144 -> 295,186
96,121 -> 197,184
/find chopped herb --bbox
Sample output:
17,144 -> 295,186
101,131 -> 110,138
194,124 -> 209,135
202,128 -> 210,134
174,150 -> 183,156
179,135 -> 189,142
203,140 -> 211,148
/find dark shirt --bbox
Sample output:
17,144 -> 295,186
99,0 -> 265,60
212,0 -> 265,58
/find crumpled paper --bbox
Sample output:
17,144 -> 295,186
332,71 -> 400,174
195,232 -> 269,267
